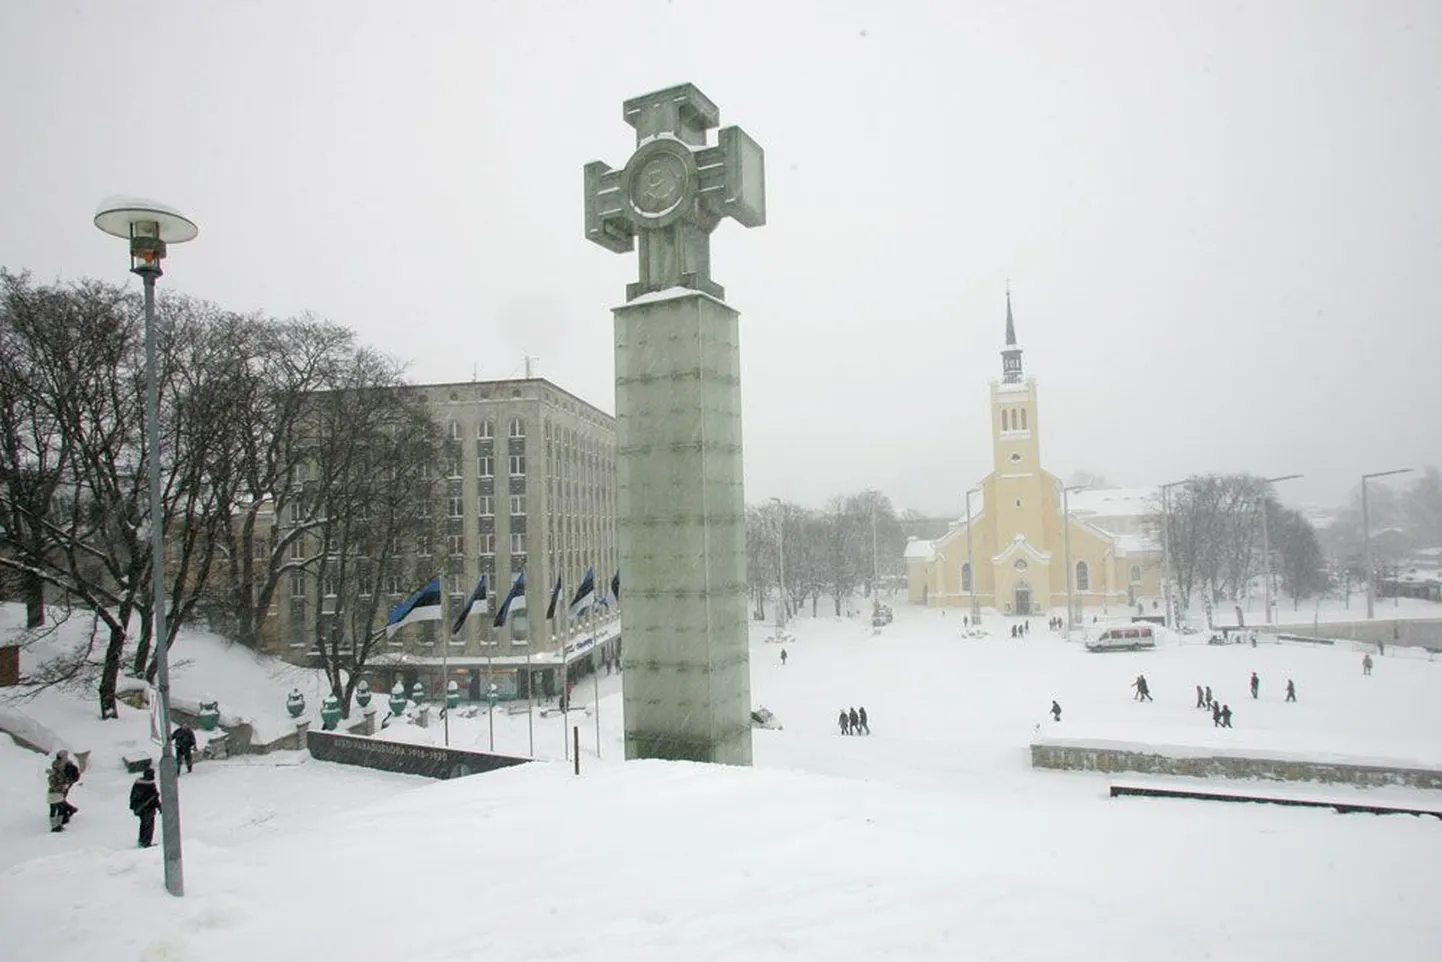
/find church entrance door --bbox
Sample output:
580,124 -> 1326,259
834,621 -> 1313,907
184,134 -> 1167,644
1014,585 -> 1031,615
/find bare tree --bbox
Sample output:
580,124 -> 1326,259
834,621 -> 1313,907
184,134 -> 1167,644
1272,505 -> 1327,609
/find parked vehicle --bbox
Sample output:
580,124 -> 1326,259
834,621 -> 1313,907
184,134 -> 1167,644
1085,624 -> 1156,652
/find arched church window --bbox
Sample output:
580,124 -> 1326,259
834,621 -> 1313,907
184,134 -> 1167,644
961,563 -> 972,592
1020,408 -> 1028,430
1076,561 -> 1091,592
1130,565 -> 1141,584
1002,410 -> 1010,431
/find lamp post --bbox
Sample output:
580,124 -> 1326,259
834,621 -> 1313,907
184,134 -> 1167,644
93,196 -> 198,898
965,487 -> 980,625
870,493 -> 879,601
1362,468 -> 1412,619
770,496 -> 786,632
1257,474 -> 1303,625
1062,485 -> 1084,636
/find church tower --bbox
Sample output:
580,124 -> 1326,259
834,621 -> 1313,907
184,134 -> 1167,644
989,291 -> 1045,549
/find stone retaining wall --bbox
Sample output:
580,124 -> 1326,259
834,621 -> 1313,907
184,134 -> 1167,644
1031,741 -> 1442,790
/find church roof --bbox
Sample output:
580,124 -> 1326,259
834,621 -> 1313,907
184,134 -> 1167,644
903,538 -> 936,561
1005,290 -> 1017,346
1067,487 -> 1159,519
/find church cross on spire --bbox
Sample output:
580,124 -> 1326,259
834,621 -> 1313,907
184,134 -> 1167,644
1001,287 -> 1024,383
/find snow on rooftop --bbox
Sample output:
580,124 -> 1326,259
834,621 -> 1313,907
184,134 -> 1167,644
904,537 -> 935,561
1066,486 -> 1159,518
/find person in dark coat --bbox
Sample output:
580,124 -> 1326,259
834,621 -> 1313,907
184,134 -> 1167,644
170,724 -> 197,774
1050,700 -> 1062,722
838,710 -> 850,735
1212,701 -> 1222,727
46,754 -> 70,832
780,648 -> 788,666
1220,704 -> 1233,728
848,707 -> 860,734
1205,685 -> 1213,707
1249,672 -> 1260,699
1132,675 -> 1152,702
1195,684 -> 1206,709
129,766 -> 161,848
1285,679 -> 1296,703
857,706 -> 870,734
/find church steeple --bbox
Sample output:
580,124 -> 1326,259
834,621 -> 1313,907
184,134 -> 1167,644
1001,288 -> 1023,384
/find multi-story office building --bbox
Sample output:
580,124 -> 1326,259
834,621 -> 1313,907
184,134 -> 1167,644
270,376 -> 619,699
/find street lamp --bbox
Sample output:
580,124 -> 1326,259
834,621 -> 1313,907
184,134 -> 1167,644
93,196 -> 198,898
769,496 -> 786,632
965,487 -> 980,625
1062,484 -> 1084,636
1362,468 -> 1412,619
1257,474 -> 1303,626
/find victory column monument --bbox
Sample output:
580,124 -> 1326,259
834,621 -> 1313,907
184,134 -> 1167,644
584,83 -> 765,764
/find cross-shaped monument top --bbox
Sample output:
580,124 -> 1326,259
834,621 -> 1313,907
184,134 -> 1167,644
585,83 -> 765,301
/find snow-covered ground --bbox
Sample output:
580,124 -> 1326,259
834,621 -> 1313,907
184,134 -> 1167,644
3,601 -> 1442,961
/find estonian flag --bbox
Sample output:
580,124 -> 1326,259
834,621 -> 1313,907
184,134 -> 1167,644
610,570 -> 620,603
569,567 -> 596,619
450,574 -> 489,636
386,578 -> 443,637
493,571 -> 527,628
546,575 -> 563,620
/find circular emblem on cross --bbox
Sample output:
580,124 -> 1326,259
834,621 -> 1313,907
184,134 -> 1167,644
621,137 -> 698,228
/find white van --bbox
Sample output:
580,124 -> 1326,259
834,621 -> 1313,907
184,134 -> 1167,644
1085,624 -> 1156,652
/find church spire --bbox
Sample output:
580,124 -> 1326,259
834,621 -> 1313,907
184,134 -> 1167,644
1001,287 -> 1023,383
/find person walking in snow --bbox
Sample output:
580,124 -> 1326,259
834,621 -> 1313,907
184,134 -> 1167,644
1212,701 -> 1222,727
1285,679 -> 1296,703
1362,653 -> 1373,676
780,648 -> 788,666
171,723 -> 197,774
1196,684 -> 1206,709
1205,685 -> 1213,707
46,754 -> 70,832
838,710 -> 850,735
1220,704 -> 1233,728
857,706 -> 870,734
129,765 -> 161,848
1132,674 -> 1152,702
1051,700 -> 1062,722
1249,672 -> 1260,699
848,707 -> 860,734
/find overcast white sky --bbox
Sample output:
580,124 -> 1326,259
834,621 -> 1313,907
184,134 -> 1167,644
2,1 -> 1438,517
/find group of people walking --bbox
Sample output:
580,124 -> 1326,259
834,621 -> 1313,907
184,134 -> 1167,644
837,706 -> 869,735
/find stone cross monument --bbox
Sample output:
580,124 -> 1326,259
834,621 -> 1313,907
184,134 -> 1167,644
584,83 -> 765,765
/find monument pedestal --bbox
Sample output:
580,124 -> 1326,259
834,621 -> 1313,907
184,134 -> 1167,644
615,289 -> 752,765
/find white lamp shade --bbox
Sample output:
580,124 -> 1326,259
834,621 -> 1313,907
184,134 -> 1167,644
93,195 -> 198,243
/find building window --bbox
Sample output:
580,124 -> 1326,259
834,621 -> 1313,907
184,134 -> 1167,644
1076,561 -> 1091,592
291,572 -> 306,598
419,463 -> 432,480
509,454 -> 526,476
386,573 -> 403,596
510,417 -> 525,438
478,419 -> 494,439
448,496 -> 463,518
290,539 -> 304,560
477,495 -> 494,516
1130,565 -> 1141,584
477,532 -> 494,555
447,458 -> 461,479
418,535 -> 432,557
448,535 -> 465,556
477,456 -> 494,478
448,419 -> 460,440
961,563 -> 972,592
510,493 -> 526,515
322,574 -> 337,598
417,499 -> 432,518
511,532 -> 526,554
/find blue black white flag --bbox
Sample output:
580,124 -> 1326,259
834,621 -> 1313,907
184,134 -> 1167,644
546,575 -> 563,620
450,574 -> 489,636
493,571 -> 527,628
569,567 -> 596,619
387,578 -> 443,637
610,570 -> 620,603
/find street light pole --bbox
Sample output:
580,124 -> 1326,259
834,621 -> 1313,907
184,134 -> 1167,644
1257,474 -> 1302,626
1158,479 -> 1191,630
965,487 -> 980,625
1361,468 -> 1412,619
94,197 -> 198,898
1062,485 -> 1084,636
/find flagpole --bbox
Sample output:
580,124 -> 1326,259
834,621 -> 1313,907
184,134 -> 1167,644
523,575 -> 534,758
486,614 -> 495,752
441,579 -> 450,748
592,598 -> 601,757
560,589 -> 569,761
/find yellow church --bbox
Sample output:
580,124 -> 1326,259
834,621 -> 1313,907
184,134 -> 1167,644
905,294 -> 1164,617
